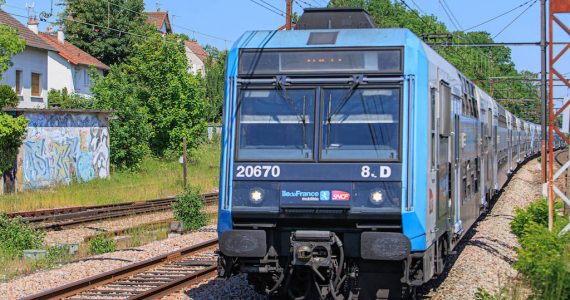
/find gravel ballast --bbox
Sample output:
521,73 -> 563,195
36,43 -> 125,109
421,159 -> 542,299
3,160 -> 543,299
177,160 -> 543,299
0,226 -> 217,299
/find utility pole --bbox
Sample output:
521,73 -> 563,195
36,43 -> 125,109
286,0 -> 293,30
540,0 -> 547,184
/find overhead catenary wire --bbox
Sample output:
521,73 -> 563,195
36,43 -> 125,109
95,0 -> 233,43
438,0 -> 462,31
248,0 -> 285,16
464,0 -> 535,32
442,0 -> 462,30
493,0 -> 538,39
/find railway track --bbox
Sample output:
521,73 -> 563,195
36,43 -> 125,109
7,192 -> 219,231
21,238 -> 219,300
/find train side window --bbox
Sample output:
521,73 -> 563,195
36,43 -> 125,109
440,82 -> 451,136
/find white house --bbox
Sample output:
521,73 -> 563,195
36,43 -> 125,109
184,40 -> 209,76
0,12 -> 56,108
145,11 -> 209,76
39,30 -> 109,97
0,10 -> 109,108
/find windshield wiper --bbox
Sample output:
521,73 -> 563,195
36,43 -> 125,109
276,76 -> 309,150
326,75 -> 364,122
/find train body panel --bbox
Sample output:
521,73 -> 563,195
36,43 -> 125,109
217,11 -> 547,298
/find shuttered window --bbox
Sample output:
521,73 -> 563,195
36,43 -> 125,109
31,73 -> 41,97
15,70 -> 22,95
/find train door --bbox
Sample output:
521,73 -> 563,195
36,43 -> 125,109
485,108 -> 493,199
437,82 -> 451,232
452,105 -> 461,234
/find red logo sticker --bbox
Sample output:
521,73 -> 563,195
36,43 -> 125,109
331,190 -> 351,201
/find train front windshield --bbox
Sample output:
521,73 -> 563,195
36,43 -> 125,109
237,87 -> 400,161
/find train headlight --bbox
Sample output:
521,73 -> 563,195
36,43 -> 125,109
369,190 -> 384,205
249,188 -> 264,204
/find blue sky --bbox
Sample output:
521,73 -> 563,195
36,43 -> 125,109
2,0 -> 568,97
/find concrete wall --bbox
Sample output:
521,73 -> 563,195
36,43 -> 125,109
0,47 -> 49,108
9,111 -> 110,192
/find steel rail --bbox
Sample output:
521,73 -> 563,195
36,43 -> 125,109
7,193 -> 219,231
21,238 -> 219,300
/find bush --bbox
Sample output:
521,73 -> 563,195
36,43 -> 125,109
47,88 -> 92,109
0,215 -> 44,258
0,112 -> 28,174
511,198 -> 566,238
173,188 -> 208,231
0,84 -> 18,108
88,235 -> 116,254
515,223 -> 569,299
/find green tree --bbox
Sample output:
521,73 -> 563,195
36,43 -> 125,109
0,84 -> 19,108
0,113 -> 27,174
91,65 -> 153,170
0,24 -> 27,175
92,33 -> 207,167
0,24 -> 25,78
61,0 -> 154,66
328,0 -> 539,120
203,46 -> 227,123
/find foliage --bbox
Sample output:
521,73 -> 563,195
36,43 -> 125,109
511,198 -> 567,238
0,24 -> 25,80
91,66 -> 152,170
61,0 -> 155,66
92,33 -> 207,163
47,88 -> 93,109
328,0 -> 540,121
88,235 -> 117,254
515,223 -> 569,299
0,84 -> 18,108
510,198 -> 570,299
0,215 -> 44,258
0,113 -> 28,174
203,46 -> 227,123
173,187 -> 208,231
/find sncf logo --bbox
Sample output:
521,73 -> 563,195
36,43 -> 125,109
331,190 -> 351,201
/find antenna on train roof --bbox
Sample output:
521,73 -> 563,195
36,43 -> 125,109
295,7 -> 376,30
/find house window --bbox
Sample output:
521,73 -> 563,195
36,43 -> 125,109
31,73 -> 41,97
15,70 -> 22,95
83,69 -> 89,86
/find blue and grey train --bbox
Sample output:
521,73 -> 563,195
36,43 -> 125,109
217,8 -> 555,299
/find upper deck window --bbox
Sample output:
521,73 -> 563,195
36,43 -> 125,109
239,49 -> 402,76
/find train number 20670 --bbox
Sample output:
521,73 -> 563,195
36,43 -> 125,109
236,165 -> 281,178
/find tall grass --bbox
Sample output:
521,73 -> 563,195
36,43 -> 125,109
0,141 -> 220,213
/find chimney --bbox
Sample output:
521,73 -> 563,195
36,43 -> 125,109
27,16 -> 39,34
57,27 -> 65,43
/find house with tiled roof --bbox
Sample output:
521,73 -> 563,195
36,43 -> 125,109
39,29 -> 109,97
0,11 -> 56,108
145,11 -> 172,34
144,11 -> 208,76
0,10 -> 108,107
184,40 -> 209,76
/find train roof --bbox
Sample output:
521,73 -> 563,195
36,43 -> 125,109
232,28 -> 420,50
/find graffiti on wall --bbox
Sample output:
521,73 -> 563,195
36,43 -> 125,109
21,113 -> 110,190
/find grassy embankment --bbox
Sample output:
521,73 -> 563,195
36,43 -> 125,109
0,141 -> 220,213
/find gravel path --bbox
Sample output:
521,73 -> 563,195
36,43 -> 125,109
420,159 -> 542,299
0,226 -> 217,299
44,210 -> 175,245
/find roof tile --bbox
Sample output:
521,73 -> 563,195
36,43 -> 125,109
0,10 -> 57,51
39,32 -> 109,70
184,40 -> 209,63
